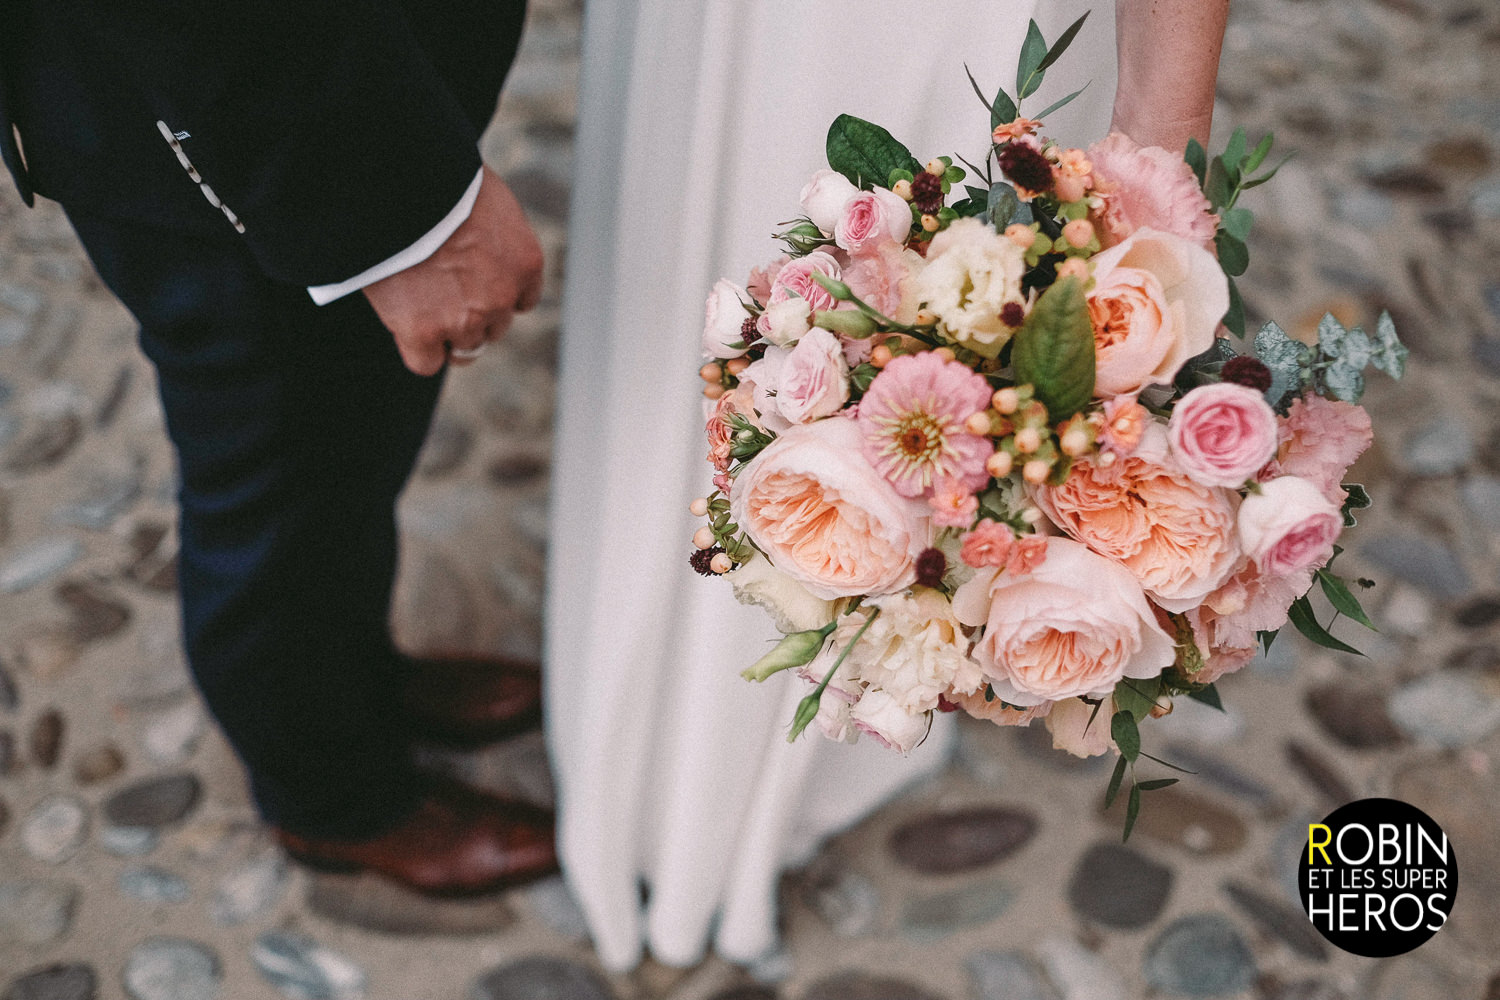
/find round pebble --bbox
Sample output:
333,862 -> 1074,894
1067,842 -> 1173,929
103,773 -> 202,830
1143,913 -> 1256,997
470,957 -> 615,1000
888,806 -> 1037,874
0,880 -> 78,945
249,932 -> 366,1000
123,939 -> 221,1000
2,963 -> 97,1000
72,744 -> 126,785
19,795 -> 89,865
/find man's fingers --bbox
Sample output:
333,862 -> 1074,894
397,337 -> 448,377
516,269 -> 543,313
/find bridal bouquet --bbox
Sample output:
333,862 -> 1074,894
689,15 -> 1404,834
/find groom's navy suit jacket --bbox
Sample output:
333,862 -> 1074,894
0,0 -> 526,284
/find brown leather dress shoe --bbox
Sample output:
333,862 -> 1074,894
400,653 -> 543,747
274,776 -> 558,897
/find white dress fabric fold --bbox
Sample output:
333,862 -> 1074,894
545,0 -> 1116,972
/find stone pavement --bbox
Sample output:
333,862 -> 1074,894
2,0 -> 1498,997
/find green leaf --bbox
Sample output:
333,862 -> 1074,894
1123,783 -> 1142,842
1204,155 -> 1232,210
1222,126 -> 1248,175
1340,483 -> 1372,527
1113,677 -> 1162,722
1321,360 -> 1366,403
1223,276 -> 1246,338
1037,12 -> 1091,74
1371,311 -> 1408,379
1033,84 -> 1091,122
1215,231 -> 1250,277
964,63 -> 997,121
1244,132 -> 1274,174
1221,206 -> 1255,242
1110,711 -> 1141,763
1137,750 -> 1200,775
1288,595 -> 1364,656
1016,20 -> 1049,99
1137,778 -> 1180,791
991,86 -> 1019,130
1187,684 -> 1225,712
987,182 -> 1022,230
1317,570 -> 1378,631
1105,755 -> 1128,809
826,114 -> 920,190
1241,154 -> 1293,190
1011,276 -> 1096,420
1184,139 -> 1208,185
1259,629 -> 1278,655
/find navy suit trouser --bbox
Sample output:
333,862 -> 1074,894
66,208 -> 439,838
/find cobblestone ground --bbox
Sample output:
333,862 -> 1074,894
3,0 -> 1498,997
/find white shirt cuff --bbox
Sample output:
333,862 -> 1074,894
306,167 -> 484,305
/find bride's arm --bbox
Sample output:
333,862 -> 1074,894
1111,0 -> 1231,151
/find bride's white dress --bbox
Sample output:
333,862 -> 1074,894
545,0 -> 1116,972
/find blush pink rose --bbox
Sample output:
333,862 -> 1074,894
731,416 -> 931,600
777,328 -> 850,424
1087,229 -> 1229,397
758,251 -> 842,336
1168,382 -> 1279,487
800,169 -> 860,233
850,689 -> 931,753
746,257 -> 786,304
1270,393 -> 1374,504
702,279 -> 751,359
1088,132 -> 1218,250
835,187 -> 913,255
1034,424 -> 1240,612
951,537 -> 1175,706
844,243 -> 923,323
1237,475 -> 1342,577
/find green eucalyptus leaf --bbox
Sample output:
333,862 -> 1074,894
1241,154 -> 1293,190
1123,783 -> 1142,842
1372,311 -> 1408,379
1016,20 -> 1049,99
1321,360 -> 1366,403
1215,231 -> 1250,277
1317,570 -> 1378,631
1111,711 -> 1141,763
1137,778 -> 1180,791
1259,629 -> 1278,655
1340,483 -> 1372,527
1205,155 -> 1232,210
1244,132 -> 1275,174
987,182 -> 1022,230
992,86 -> 1019,129
1037,12 -> 1090,73
1223,126 -> 1248,175
965,63 -> 997,120
1187,684 -> 1225,712
1105,755 -> 1128,809
826,114 -> 920,190
1253,322 -> 1303,407
1221,206 -> 1255,241
1011,276 -> 1096,420
1185,138 -> 1208,185
1113,676 -> 1162,722
1288,595 -> 1364,656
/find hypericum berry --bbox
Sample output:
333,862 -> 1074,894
709,552 -> 734,574
1222,355 -> 1274,392
915,547 -> 947,588
693,526 -> 717,549
997,142 -> 1054,196
689,497 -> 709,517
910,170 -> 945,214
690,545 -> 726,576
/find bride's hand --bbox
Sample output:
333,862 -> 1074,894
364,166 -> 544,376
1109,0 -> 1230,152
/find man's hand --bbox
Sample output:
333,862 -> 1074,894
364,166 -> 544,375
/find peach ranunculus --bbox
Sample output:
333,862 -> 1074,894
1268,393 -> 1373,505
731,416 -> 932,600
1192,555 -> 1311,683
1088,132 -> 1218,250
945,687 -> 1051,726
1167,382 -> 1280,487
1087,228 -> 1228,398
1033,424 -> 1240,612
951,537 -> 1175,706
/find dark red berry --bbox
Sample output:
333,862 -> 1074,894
740,315 -> 762,346
915,547 -> 947,588
1001,302 -> 1026,327
997,143 -> 1053,196
690,546 -> 726,577
910,171 -> 945,214
1222,355 -> 1273,391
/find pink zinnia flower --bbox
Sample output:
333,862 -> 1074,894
960,520 -> 1015,568
929,478 -> 979,528
1088,132 -> 1218,250
858,352 -> 994,498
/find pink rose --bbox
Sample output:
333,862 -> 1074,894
777,328 -> 850,424
1168,382 -> 1279,487
731,417 -> 932,600
844,243 -> 923,323
738,346 -> 790,433
834,187 -> 912,255
1087,229 -> 1228,397
758,251 -> 842,336
1034,424 -> 1239,612
1088,132 -> 1218,250
799,169 -> 860,233
951,537 -> 1174,706
1045,696 -> 1115,758
702,279 -> 751,359
1237,475 -> 1342,577
746,257 -> 786,304
850,689 -> 931,753
1271,394 -> 1373,504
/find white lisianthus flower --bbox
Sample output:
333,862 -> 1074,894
702,279 -> 752,359
761,296 -> 814,347
724,551 -> 835,634
912,218 -> 1027,355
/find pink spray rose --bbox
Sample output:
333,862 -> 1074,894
799,168 -> 860,233
731,416 -> 932,600
758,251 -> 842,336
834,187 -> 913,255
1270,393 -> 1374,504
1088,132 -> 1218,250
1237,475 -> 1342,577
951,537 -> 1175,706
776,328 -> 850,424
1168,382 -> 1280,487
1087,229 -> 1229,397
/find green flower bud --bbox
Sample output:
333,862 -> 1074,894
811,273 -> 855,301
787,690 -> 824,742
741,623 -> 835,682
814,309 -> 878,338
